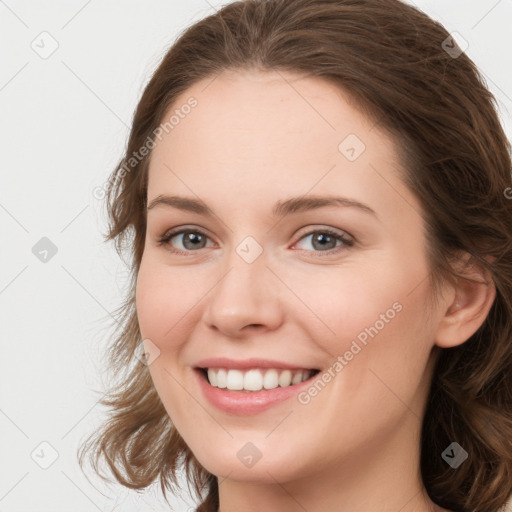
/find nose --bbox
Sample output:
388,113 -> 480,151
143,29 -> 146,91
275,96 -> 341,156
202,251 -> 284,338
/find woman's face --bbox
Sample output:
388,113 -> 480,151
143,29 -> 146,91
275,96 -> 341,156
136,69 -> 448,484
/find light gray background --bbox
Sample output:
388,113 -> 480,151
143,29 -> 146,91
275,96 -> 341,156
1,1 -> 511,511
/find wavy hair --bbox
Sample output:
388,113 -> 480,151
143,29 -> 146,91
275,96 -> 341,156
78,1 -> 512,511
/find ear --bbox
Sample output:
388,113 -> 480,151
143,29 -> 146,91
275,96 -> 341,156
435,253 -> 496,349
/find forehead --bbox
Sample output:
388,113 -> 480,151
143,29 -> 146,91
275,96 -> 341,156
154,69 -> 376,161
146,69 -> 420,226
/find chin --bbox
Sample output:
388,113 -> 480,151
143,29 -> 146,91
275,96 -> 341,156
189,441 -> 305,482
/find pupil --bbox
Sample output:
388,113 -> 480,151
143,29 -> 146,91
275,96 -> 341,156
314,233 -> 335,250
184,232 -> 204,250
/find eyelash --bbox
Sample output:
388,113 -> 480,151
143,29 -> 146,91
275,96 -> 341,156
157,226 -> 355,257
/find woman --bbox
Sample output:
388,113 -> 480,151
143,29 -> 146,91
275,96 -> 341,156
78,1 -> 512,511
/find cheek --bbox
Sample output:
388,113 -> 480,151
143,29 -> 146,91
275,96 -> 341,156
283,262 -> 401,341
135,257 -> 210,349
136,259 -> 180,343
290,255 -> 435,370
135,261 -> 202,421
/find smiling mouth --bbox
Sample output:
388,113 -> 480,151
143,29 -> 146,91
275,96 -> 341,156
196,367 -> 321,392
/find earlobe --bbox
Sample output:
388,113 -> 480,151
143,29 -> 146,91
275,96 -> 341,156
434,254 -> 496,349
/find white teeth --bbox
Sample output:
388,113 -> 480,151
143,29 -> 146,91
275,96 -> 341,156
207,368 -> 218,387
204,368 -> 314,391
263,369 -> 279,389
278,369 -> 292,387
292,370 -> 304,385
216,368 -> 228,388
244,369 -> 263,391
226,369 -> 244,390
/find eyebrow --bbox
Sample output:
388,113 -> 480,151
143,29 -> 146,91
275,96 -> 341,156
147,194 -> 378,219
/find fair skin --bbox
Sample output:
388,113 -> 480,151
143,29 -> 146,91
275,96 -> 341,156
135,69 -> 495,512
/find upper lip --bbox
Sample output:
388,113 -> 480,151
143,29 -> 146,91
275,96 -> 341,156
194,357 -> 318,371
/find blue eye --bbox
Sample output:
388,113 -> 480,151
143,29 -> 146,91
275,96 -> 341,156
158,229 -> 213,253
294,228 -> 354,254
158,227 -> 354,256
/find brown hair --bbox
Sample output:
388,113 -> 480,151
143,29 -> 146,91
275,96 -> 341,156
78,1 -> 512,511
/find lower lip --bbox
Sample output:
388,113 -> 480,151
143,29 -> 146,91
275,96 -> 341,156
194,368 -> 318,415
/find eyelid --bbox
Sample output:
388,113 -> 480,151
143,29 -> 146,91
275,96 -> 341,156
293,225 -> 353,242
